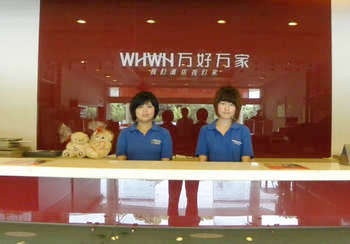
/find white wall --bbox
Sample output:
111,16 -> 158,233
0,0 -> 349,156
332,0 -> 350,155
0,0 -> 40,149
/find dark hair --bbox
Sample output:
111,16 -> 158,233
129,91 -> 159,121
196,108 -> 208,121
181,107 -> 189,116
162,109 -> 174,122
213,86 -> 242,120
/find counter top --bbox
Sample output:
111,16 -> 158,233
0,157 -> 349,181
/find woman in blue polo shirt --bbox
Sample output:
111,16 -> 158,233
116,91 -> 172,161
196,86 -> 254,162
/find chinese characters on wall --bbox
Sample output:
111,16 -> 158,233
119,52 -> 250,77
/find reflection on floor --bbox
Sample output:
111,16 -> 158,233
1,176 -> 350,228
4,222 -> 350,244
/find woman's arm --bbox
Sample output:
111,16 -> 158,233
195,127 -> 208,162
241,126 -> 254,160
116,130 -> 127,160
161,129 -> 173,161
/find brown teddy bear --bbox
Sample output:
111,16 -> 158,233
86,128 -> 114,159
62,132 -> 90,158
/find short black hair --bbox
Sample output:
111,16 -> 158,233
161,109 -> 174,122
196,108 -> 208,120
213,86 -> 242,120
129,91 -> 159,121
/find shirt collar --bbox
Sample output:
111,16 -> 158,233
130,122 -> 160,132
208,120 -> 240,130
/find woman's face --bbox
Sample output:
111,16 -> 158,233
217,101 -> 236,119
135,101 -> 155,123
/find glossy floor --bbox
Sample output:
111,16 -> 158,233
1,176 -> 350,228
3,222 -> 350,244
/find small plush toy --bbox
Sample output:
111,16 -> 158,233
58,123 -> 72,144
86,128 -> 114,159
62,132 -> 90,158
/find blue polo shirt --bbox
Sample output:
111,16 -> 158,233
195,121 -> 254,162
116,123 -> 173,160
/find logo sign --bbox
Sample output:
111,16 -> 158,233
119,52 -> 250,77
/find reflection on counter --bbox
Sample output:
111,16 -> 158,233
245,114 -> 331,157
1,176 -> 350,228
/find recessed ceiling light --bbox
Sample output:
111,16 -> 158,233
76,19 -> 87,24
105,74 -> 111,78
146,19 -> 156,24
80,60 -> 87,64
288,21 -> 298,26
217,19 -> 226,24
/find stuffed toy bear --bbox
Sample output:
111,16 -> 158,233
62,131 -> 90,158
86,128 -> 114,159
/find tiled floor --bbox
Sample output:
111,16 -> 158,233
1,176 -> 350,228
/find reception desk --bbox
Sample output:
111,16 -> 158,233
2,156 -> 350,241
0,156 -> 348,181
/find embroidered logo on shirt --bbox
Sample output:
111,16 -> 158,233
151,139 -> 161,145
232,139 -> 242,145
